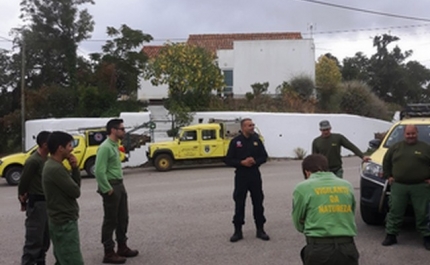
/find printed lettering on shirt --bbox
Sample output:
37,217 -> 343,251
313,186 -> 349,195
314,185 -> 353,214
236,141 -> 242,148
253,141 -> 258,146
331,143 -> 337,146
415,151 -> 422,155
318,204 -> 352,213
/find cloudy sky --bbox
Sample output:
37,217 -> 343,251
1,0 -> 430,66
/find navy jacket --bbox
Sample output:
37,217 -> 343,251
224,133 -> 268,176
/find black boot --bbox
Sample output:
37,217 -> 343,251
381,234 -> 397,246
230,226 -> 243,242
256,227 -> 270,241
424,236 -> 430,250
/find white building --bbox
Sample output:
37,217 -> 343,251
138,32 -> 315,101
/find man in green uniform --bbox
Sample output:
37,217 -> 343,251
312,120 -> 370,178
292,154 -> 359,265
382,124 -> 430,250
95,119 -> 138,264
18,131 -> 51,265
42,131 -> 83,265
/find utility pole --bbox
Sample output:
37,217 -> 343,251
21,37 -> 26,152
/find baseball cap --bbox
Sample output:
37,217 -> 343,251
319,120 -> 331,130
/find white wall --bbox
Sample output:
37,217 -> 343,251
233,39 -> 315,95
191,112 -> 391,158
217,49 -> 234,69
138,77 -> 169,101
25,111 -> 393,166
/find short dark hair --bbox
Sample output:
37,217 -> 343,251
36,131 -> 51,147
301,154 -> 329,178
47,131 -> 74,154
240,118 -> 252,127
106,118 -> 124,135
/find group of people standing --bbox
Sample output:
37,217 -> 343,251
225,119 -> 430,265
18,119 -> 137,265
16,116 -> 430,265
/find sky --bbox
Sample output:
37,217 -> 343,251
1,0 -> 430,67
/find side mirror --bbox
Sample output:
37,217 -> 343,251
369,139 -> 382,149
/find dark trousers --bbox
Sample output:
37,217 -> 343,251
300,237 -> 359,265
22,200 -> 50,265
232,174 -> 266,227
101,182 -> 129,249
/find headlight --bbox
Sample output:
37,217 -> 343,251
361,162 -> 384,182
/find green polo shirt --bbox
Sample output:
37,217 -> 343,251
95,138 -> 123,193
292,171 -> 357,237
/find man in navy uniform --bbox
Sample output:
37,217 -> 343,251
224,118 -> 269,242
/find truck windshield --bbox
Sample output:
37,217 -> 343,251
384,124 -> 430,148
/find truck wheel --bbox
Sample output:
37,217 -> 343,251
85,157 -> 96,178
5,166 -> 23,186
360,203 -> 385,225
154,154 -> 173,172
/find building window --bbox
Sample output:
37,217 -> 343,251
220,70 -> 233,96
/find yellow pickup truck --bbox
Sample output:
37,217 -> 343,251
146,121 -> 264,171
0,129 -> 126,185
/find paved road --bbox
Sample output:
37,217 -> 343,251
1,157 -> 428,265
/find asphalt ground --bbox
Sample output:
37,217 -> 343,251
1,157 -> 428,265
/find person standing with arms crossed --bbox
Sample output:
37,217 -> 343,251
95,119 -> 138,264
18,131 -> 51,265
224,118 -> 270,242
381,124 -> 430,249
312,120 -> 370,178
292,154 -> 359,265
42,131 -> 83,265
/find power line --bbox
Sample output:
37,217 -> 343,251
299,0 -> 430,22
303,23 -> 430,36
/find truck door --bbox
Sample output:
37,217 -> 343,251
200,129 -> 223,157
71,136 -> 86,166
177,130 -> 200,159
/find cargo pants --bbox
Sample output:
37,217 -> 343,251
49,220 -> 84,265
386,182 -> 430,236
21,200 -> 50,265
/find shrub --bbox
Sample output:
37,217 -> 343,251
293,147 -> 307,160
289,75 -> 315,100
339,81 -> 389,120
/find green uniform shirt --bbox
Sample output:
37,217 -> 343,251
18,151 -> 45,196
312,133 -> 364,171
95,138 -> 123,194
383,140 -> 430,184
42,158 -> 81,225
292,171 -> 357,237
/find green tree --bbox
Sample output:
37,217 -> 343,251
315,55 -> 342,110
341,52 -> 371,82
90,24 -> 153,97
17,0 -> 95,90
144,42 -> 225,111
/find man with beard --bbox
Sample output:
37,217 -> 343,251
382,124 -> 430,250
224,118 -> 270,242
95,119 -> 139,264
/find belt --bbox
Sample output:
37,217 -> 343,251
28,194 -> 46,202
108,179 -> 123,185
306,236 -> 353,244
